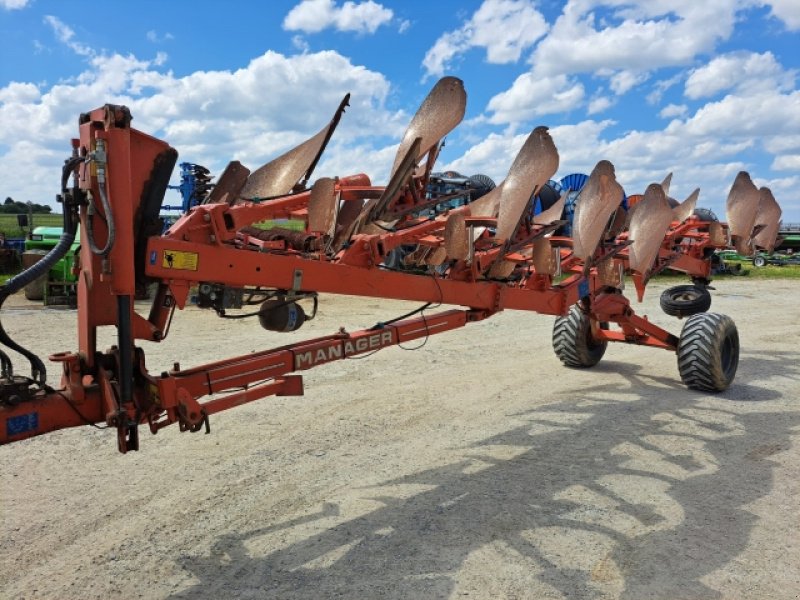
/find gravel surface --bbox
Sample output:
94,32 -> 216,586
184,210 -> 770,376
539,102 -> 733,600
1,278 -> 799,599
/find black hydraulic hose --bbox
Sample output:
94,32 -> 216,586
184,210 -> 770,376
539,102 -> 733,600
85,178 -> 115,257
84,140 -> 115,258
0,157 -> 81,384
0,348 -> 13,378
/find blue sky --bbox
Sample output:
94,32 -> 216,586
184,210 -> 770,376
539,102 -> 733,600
1,0 -> 798,222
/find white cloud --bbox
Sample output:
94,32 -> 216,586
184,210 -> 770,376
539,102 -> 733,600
609,70 -> 649,95
646,73 -> 683,105
659,103 -> 687,118
531,2 -> 740,77
291,35 -> 310,53
422,0 -> 548,77
771,154 -> 800,171
674,90 -> 800,138
283,0 -> 393,34
487,73 -> 584,123
444,130 -> 534,183
763,0 -> 800,30
481,2 -> 747,125
763,135 -> 800,154
43,15 -> 94,57
0,0 -> 30,9
0,81 -> 41,104
587,95 -> 613,114
146,30 -> 174,44
0,47 -> 406,207
685,51 -> 794,99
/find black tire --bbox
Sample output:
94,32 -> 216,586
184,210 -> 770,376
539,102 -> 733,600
677,313 -> 739,392
753,255 -> 766,267
552,305 -> 607,368
659,284 -> 711,318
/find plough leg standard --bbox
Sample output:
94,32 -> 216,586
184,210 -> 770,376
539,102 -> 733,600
0,77 -> 782,452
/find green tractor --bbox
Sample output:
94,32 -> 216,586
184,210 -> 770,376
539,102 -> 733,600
22,226 -> 79,305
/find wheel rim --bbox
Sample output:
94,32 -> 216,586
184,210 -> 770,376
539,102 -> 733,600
673,290 -> 700,302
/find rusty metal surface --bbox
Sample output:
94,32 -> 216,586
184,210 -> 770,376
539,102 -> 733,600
241,126 -> 331,199
627,183 -> 674,273
495,127 -> 559,241
205,161 -> 250,205
488,259 -> 516,279
308,178 -> 337,234
240,227 -> 319,252
468,182 -> 504,218
444,213 -> 469,260
425,247 -> 448,266
752,187 -> 782,252
725,171 -> 760,241
532,238 -> 555,274
331,199 -> 365,251
605,207 -> 628,239
660,172 -> 673,197
709,222 -> 727,246
365,137 -> 421,225
390,77 -> 466,179
572,160 -> 624,260
672,188 -> 700,223
598,258 -> 621,287
533,189 -> 567,226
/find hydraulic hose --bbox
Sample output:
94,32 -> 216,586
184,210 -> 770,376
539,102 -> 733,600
0,157 -> 81,384
85,139 -> 116,257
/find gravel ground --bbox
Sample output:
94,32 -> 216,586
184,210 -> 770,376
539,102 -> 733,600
1,278 -> 799,599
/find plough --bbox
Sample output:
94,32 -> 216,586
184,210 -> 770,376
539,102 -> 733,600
0,77 -> 782,452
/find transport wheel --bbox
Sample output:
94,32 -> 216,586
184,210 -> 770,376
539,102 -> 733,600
552,304 -> 607,368
659,284 -> 711,318
677,313 -> 739,392
753,255 -> 766,267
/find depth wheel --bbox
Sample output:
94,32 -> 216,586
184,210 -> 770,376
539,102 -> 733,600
677,313 -> 739,392
660,284 -> 711,318
552,305 -> 607,368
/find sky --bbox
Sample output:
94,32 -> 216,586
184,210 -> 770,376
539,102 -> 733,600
0,0 -> 798,222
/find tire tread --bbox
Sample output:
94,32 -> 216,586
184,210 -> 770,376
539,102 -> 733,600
677,312 -> 738,392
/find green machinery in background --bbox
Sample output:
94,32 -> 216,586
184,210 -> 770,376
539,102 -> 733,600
22,226 -> 80,305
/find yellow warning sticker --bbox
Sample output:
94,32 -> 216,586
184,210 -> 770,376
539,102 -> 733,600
162,250 -> 199,271
149,383 -> 160,405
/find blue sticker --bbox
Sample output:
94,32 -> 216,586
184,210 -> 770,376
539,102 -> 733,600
149,250 -> 157,265
578,278 -> 590,300
7,413 -> 39,437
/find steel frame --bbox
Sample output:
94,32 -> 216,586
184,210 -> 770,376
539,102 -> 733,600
0,106 -> 728,452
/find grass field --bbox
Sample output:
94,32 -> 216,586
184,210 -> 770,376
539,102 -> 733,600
0,213 -> 62,238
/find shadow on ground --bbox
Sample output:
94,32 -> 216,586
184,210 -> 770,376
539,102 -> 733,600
172,351 -> 800,599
